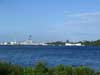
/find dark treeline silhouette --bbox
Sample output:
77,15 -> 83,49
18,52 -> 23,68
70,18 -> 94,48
79,40 -> 100,46
47,41 -> 65,46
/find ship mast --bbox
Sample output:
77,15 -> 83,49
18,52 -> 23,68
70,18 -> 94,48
28,35 -> 32,40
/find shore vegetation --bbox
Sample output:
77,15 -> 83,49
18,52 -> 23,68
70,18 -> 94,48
0,62 -> 100,75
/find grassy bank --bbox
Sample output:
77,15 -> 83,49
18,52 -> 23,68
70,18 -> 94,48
0,62 -> 100,75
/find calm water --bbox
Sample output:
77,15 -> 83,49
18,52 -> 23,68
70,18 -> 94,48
0,46 -> 100,70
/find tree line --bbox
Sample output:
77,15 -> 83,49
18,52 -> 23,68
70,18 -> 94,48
46,39 -> 100,46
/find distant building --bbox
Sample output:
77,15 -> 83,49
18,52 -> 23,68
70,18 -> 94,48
38,43 -> 48,46
10,41 -> 17,45
3,42 -> 8,45
65,43 -> 82,46
19,40 -> 34,45
0,35 -> 54,46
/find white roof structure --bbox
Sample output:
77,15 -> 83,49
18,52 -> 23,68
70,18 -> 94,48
65,43 -> 82,46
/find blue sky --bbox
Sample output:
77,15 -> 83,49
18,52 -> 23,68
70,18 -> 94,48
0,0 -> 100,42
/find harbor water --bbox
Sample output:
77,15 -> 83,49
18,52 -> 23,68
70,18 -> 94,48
0,46 -> 100,70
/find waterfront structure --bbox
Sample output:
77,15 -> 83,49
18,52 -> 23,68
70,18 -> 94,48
0,35 -> 82,46
0,36 -> 48,46
19,40 -> 33,45
0,41 -> 82,46
0,42 -> 8,45
65,43 -> 82,46
0,40 -> 48,46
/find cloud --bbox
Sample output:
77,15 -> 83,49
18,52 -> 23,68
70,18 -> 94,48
65,11 -> 100,24
63,11 -> 100,35
67,12 -> 100,17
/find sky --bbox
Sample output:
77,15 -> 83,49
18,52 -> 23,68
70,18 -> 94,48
0,0 -> 100,42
